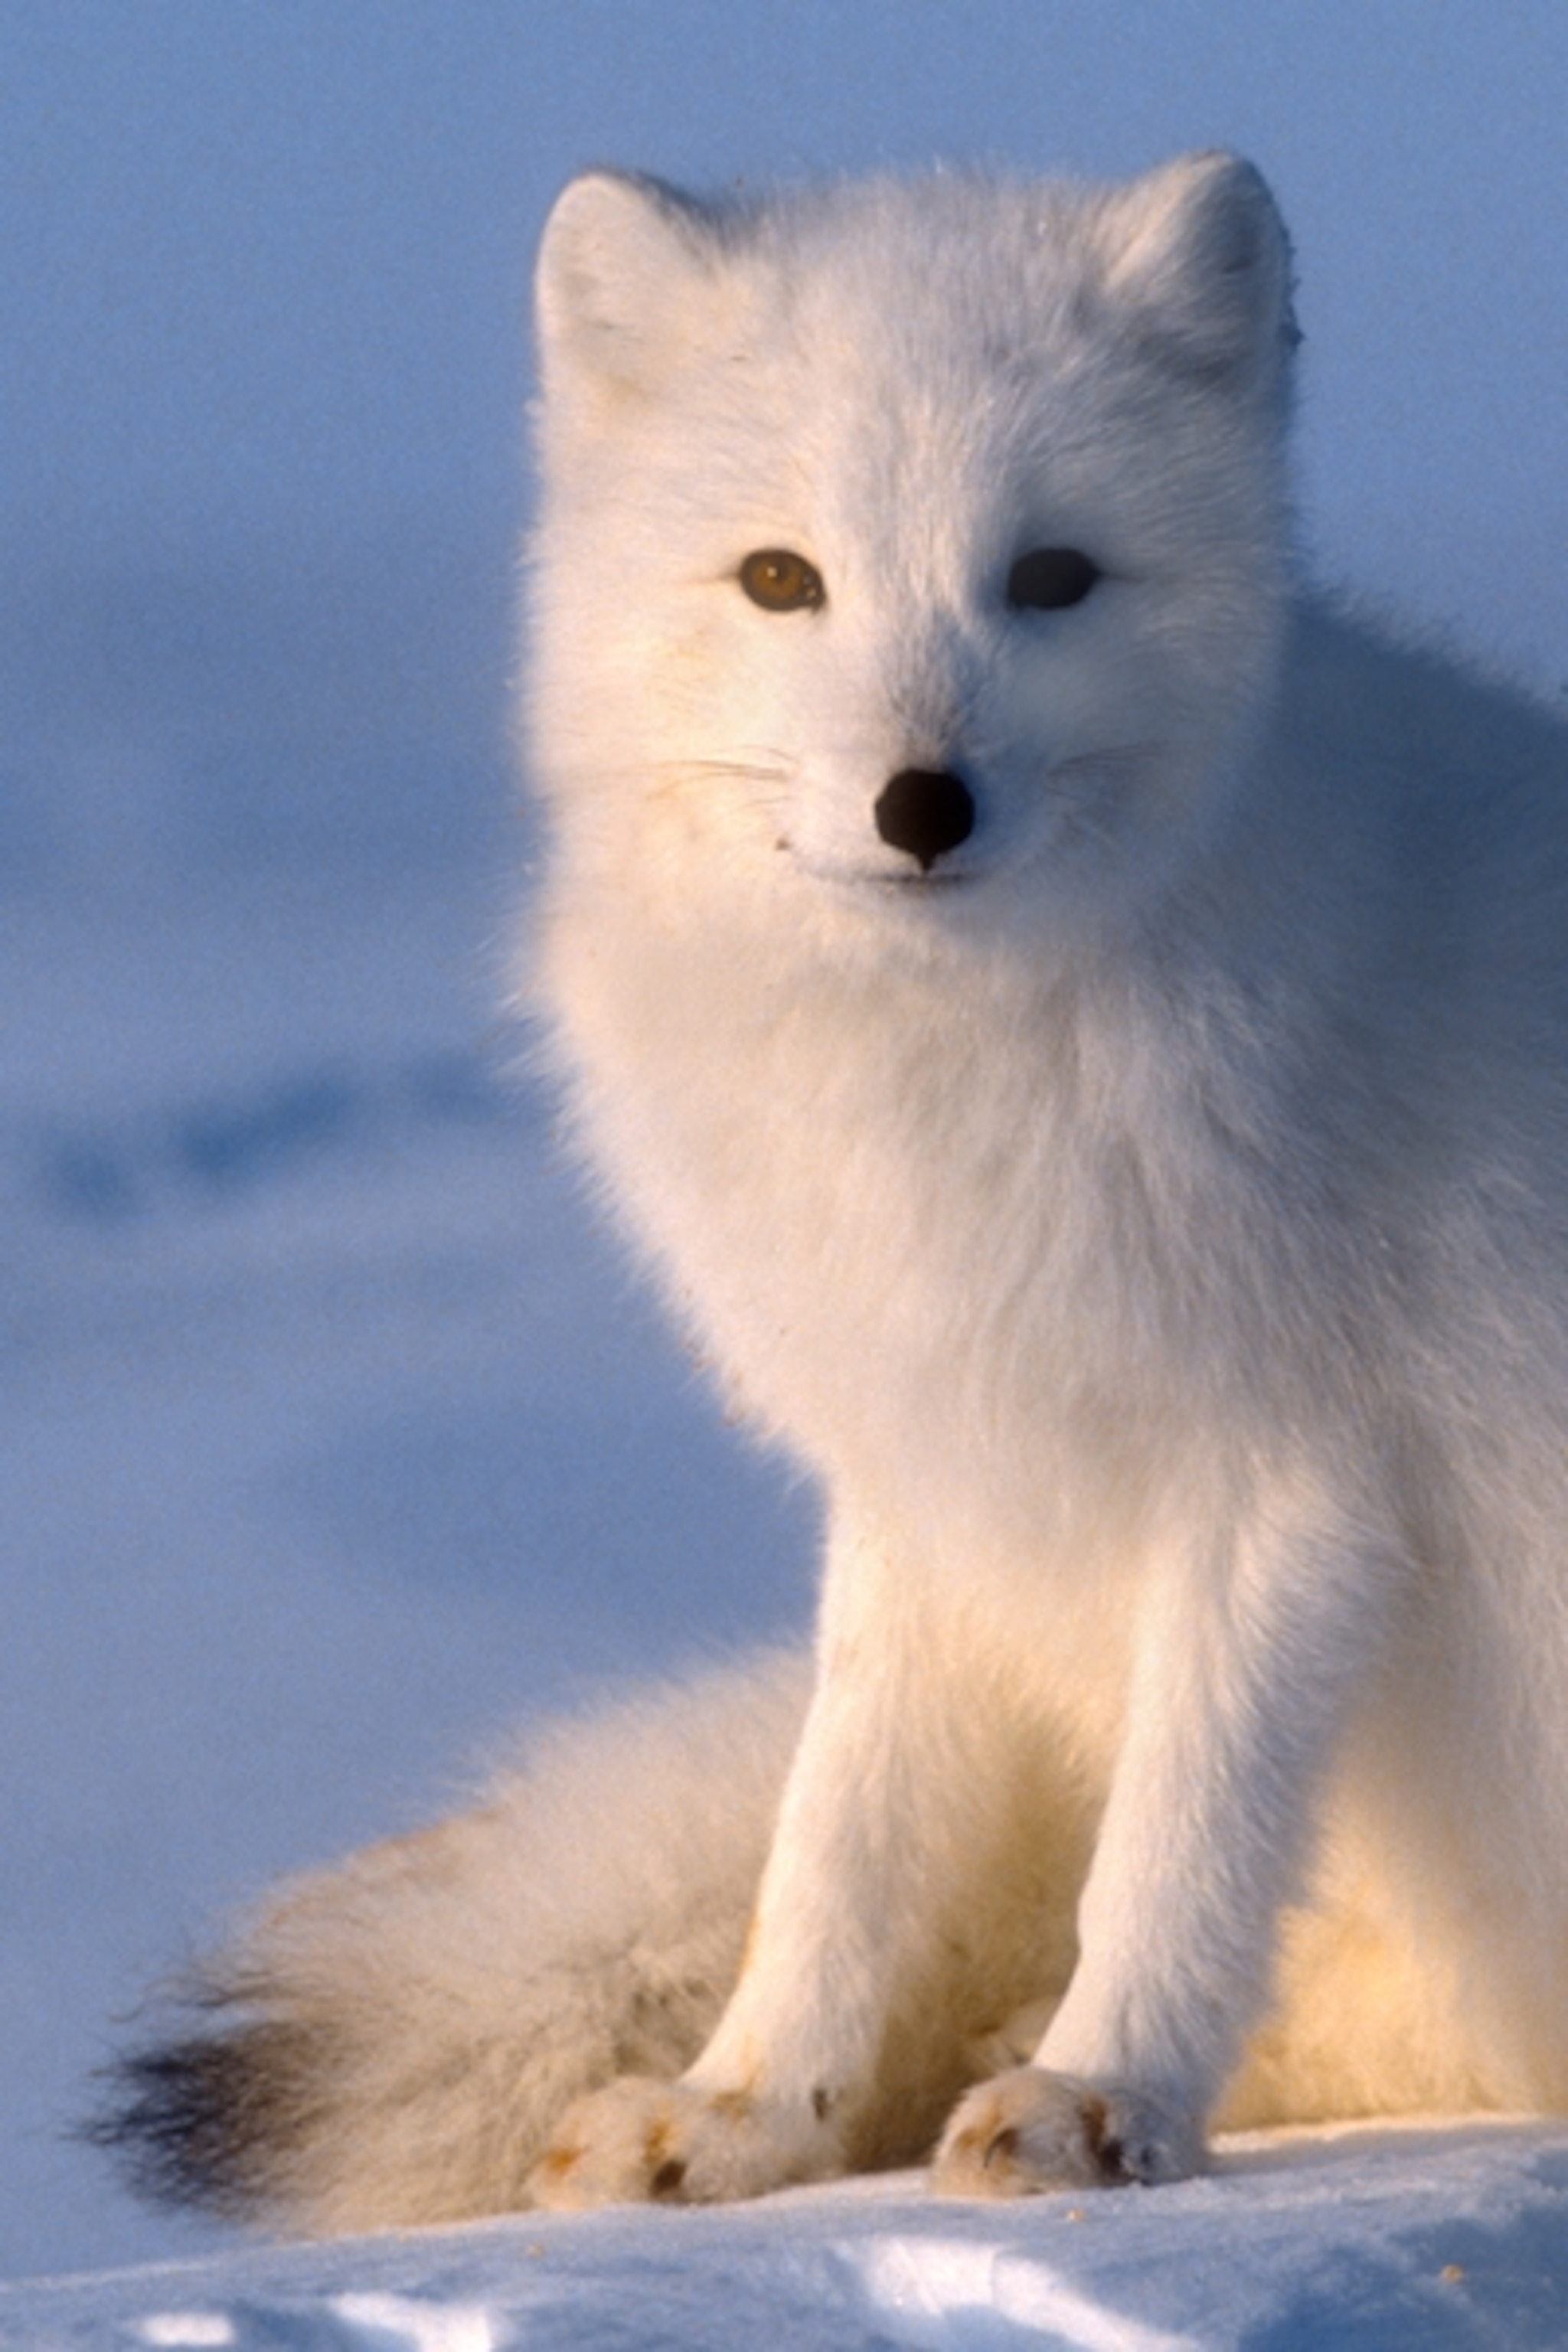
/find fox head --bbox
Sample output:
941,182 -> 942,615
528,156 -> 1298,951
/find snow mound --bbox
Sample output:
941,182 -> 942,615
6,2125 -> 1568,2350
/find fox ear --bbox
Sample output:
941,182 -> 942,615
536,171 -> 719,401
1102,152 -> 1298,385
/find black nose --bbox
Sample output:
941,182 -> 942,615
874,769 -> 975,872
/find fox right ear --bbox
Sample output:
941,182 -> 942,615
536,171 -> 720,402
1102,152 -> 1298,392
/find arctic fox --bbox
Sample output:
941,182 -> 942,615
105,152 -> 1568,2236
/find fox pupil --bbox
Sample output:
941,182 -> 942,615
1007,547 -> 1100,611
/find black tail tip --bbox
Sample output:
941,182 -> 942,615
85,2019 -> 318,2221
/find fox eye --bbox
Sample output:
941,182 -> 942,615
739,549 -> 825,612
1006,547 -> 1100,612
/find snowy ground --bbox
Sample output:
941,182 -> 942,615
8,2127 -> 1568,2348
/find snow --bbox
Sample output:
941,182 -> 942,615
6,1 -> 1568,2337
8,2128 -> 1568,2348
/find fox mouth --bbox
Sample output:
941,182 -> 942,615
866,867 -> 976,893
781,842 -> 982,893
859,842 -> 979,887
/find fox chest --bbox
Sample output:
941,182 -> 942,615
555,930 -> 1236,1558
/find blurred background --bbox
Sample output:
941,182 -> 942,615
2,0 -> 1564,2280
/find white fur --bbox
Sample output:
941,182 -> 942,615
112,153 -> 1568,2233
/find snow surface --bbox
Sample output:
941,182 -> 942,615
8,2128 -> 1568,2349
7,2 -> 1568,2337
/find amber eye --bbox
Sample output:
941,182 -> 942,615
739,549 -> 825,612
1006,547 -> 1100,612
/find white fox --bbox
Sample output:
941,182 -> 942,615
106,152 -> 1568,2236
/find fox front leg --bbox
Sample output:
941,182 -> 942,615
935,1470 -> 1403,2197
528,1510 -> 952,2209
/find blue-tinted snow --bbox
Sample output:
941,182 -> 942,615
8,2129 -> 1568,2349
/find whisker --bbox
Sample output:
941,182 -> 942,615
645,752 -> 797,812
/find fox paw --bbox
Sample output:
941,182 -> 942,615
931,2066 -> 1204,2198
527,2076 -> 842,2211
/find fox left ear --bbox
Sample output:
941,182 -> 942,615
1102,152 -> 1298,387
535,170 -> 721,405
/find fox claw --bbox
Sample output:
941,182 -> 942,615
528,2076 -> 841,2210
931,2066 -> 1204,2198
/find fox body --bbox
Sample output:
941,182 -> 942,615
106,155 -> 1568,2233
